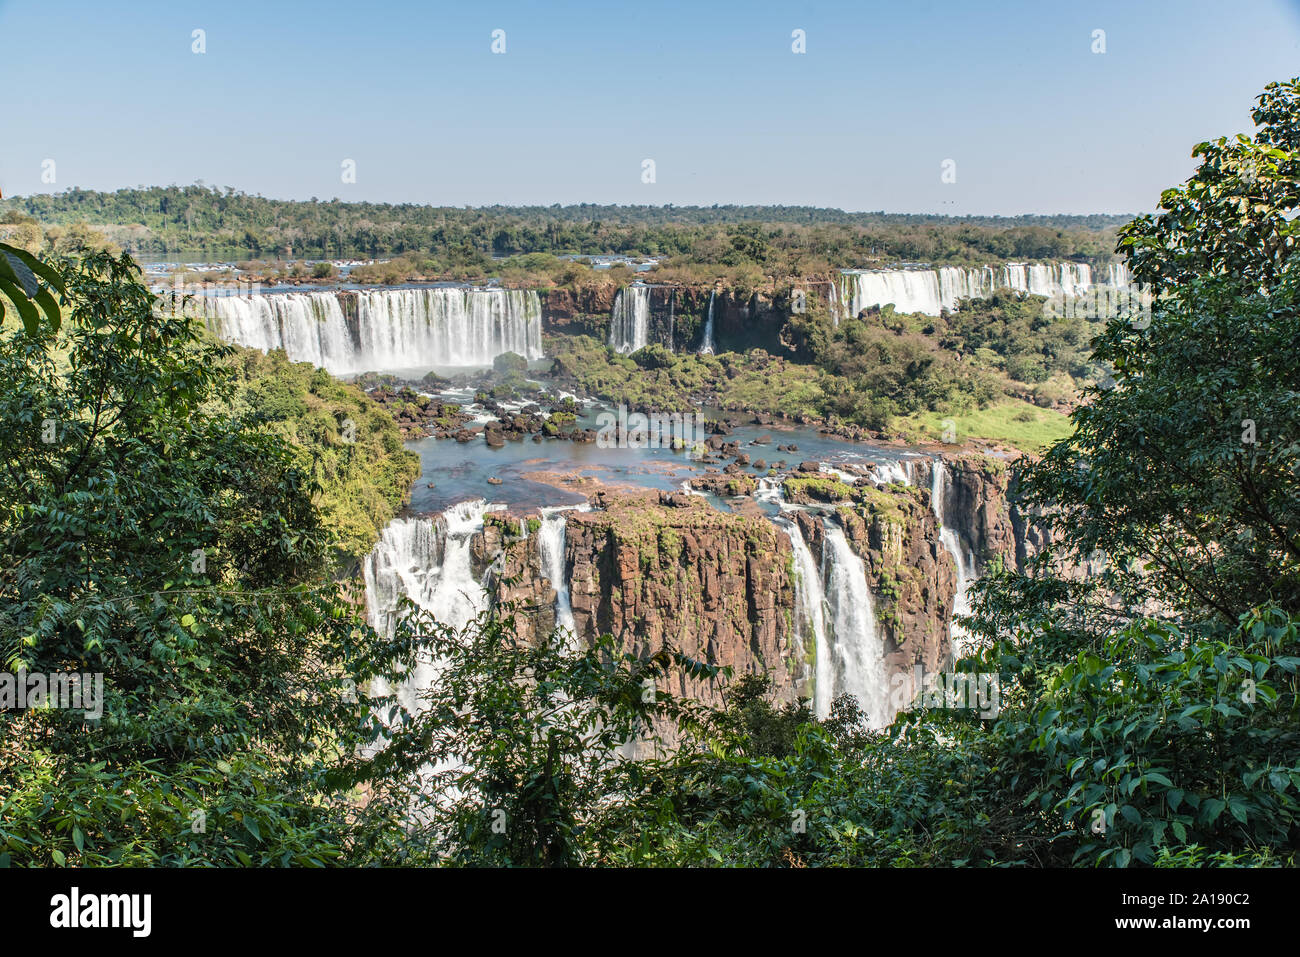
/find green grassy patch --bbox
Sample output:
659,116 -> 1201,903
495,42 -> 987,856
895,397 -> 1073,451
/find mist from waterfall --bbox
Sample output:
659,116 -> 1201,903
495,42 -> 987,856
205,287 -> 543,373
610,284 -> 652,354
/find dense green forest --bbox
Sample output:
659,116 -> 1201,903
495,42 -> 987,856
0,188 -> 1124,276
0,79 -> 1296,868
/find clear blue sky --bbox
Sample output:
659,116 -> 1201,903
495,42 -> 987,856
3,0 -> 1298,214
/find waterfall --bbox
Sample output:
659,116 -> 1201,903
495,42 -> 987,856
775,511 -> 891,726
870,461 -> 912,486
827,280 -> 841,328
698,290 -> 716,354
610,284 -> 652,354
929,461 -> 972,659
841,262 -> 1099,318
362,500 -> 501,716
538,506 -> 578,646
361,499 -> 502,807
778,518 -> 829,713
205,287 -> 543,373
667,289 -> 675,352
754,475 -> 785,506
843,268 -> 944,317
821,520 -> 891,728
203,291 -> 357,372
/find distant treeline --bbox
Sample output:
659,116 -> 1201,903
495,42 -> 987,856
2,187 -> 1131,274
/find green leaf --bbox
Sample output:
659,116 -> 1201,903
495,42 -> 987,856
0,251 -> 38,298
1201,798 -> 1226,824
0,276 -> 40,335
34,286 -> 61,331
72,827 -> 84,852
0,243 -> 66,294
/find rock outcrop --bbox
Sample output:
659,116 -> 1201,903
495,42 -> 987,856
454,454 -> 1082,724
563,491 -> 801,708
793,485 -> 956,687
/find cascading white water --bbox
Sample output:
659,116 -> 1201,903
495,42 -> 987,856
361,499 -> 502,806
205,287 -> 543,373
204,291 -> 358,371
841,261 -> 1099,318
819,464 -> 860,486
776,509 -> 893,725
538,506 -> 578,645
754,475 -> 785,506
778,518 -> 829,713
363,500 -> 501,716
610,284 -> 652,354
1001,262 -> 1092,297
698,290 -> 716,354
352,288 -> 542,370
667,289 -> 675,351
821,520 -> 891,728
929,461 -> 972,659
870,461 -> 912,486
843,268 -> 945,317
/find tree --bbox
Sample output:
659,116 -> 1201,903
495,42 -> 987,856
958,78 -> 1300,868
0,250 -> 405,865
1019,78 -> 1300,622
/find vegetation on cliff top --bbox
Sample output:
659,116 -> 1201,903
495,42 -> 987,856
216,348 -> 419,564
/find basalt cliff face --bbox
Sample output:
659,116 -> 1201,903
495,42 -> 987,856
540,284 -> 793,355
381,453 -> 1065,719
568,493 -> 802,704
793,486 -> 956,683
469,481 -> 965,712
476,491 -> 803,708
912,454 -> 1079,577
538,286 -> 618,339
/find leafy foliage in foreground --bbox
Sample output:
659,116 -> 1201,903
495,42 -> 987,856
0,252 -> 410,865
